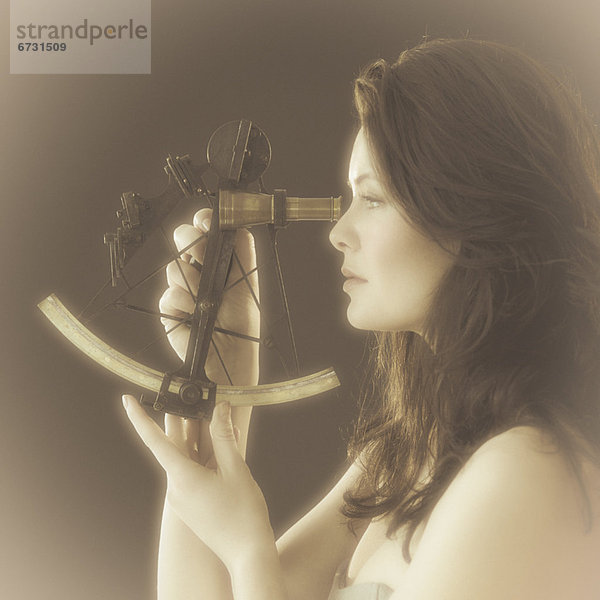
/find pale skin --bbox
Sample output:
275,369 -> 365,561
122,129 -> 600,599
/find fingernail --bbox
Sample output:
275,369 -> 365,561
122,395 -> 129,409
201,218 -> 211,232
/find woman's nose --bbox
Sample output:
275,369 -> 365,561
329,210 -> 353,252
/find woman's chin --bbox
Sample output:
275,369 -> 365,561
346,305 -> 420,334
346,306 -> 377,331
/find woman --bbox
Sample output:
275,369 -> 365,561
122,37 -> 600,599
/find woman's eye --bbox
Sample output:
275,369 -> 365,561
361,195 -> 383,209
342,194 -> 384,213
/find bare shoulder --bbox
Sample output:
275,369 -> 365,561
394,426 -> 600,600
465,425 -> 600,522
468,424 -> 599,489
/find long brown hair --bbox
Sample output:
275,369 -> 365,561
342,37 -> 600,559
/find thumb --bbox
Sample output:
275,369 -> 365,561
209,402 -> 244,473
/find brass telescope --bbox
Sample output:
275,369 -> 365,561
219,189 -> 341,229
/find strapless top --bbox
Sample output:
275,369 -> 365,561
327,562 -> 394,600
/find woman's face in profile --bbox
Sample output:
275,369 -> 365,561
329,129 -> 455,333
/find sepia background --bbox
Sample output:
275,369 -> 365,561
2,1 -> 599,598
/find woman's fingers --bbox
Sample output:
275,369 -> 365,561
209,402 -> 244,475
195,418 -> 215,466
158,288 -> 192,360
173,208 -> 212,264
164,409 -> 214,464
231,228 -> 257,276
122,395 -> 195,478
164,413 -> 185,444
173,207 -> 257,286
123,395 -> 241,485
160,265 -> 198,363
189,208 -> 257,285
165,414 -> 204,458
160,285 -> 195,316
174,223 -> 209,264
192,208 -> 214,236
170,208 -> 258,310
166,259 -> 201,293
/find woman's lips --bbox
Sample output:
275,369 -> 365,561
343,277 -> 367,292
341,268 -> 367,291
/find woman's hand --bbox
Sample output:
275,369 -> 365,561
157,206 -> 257,462
123,396 -> 277,575
159,207 -> 259,386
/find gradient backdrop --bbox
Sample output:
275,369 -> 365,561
2,1 -> 599,598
